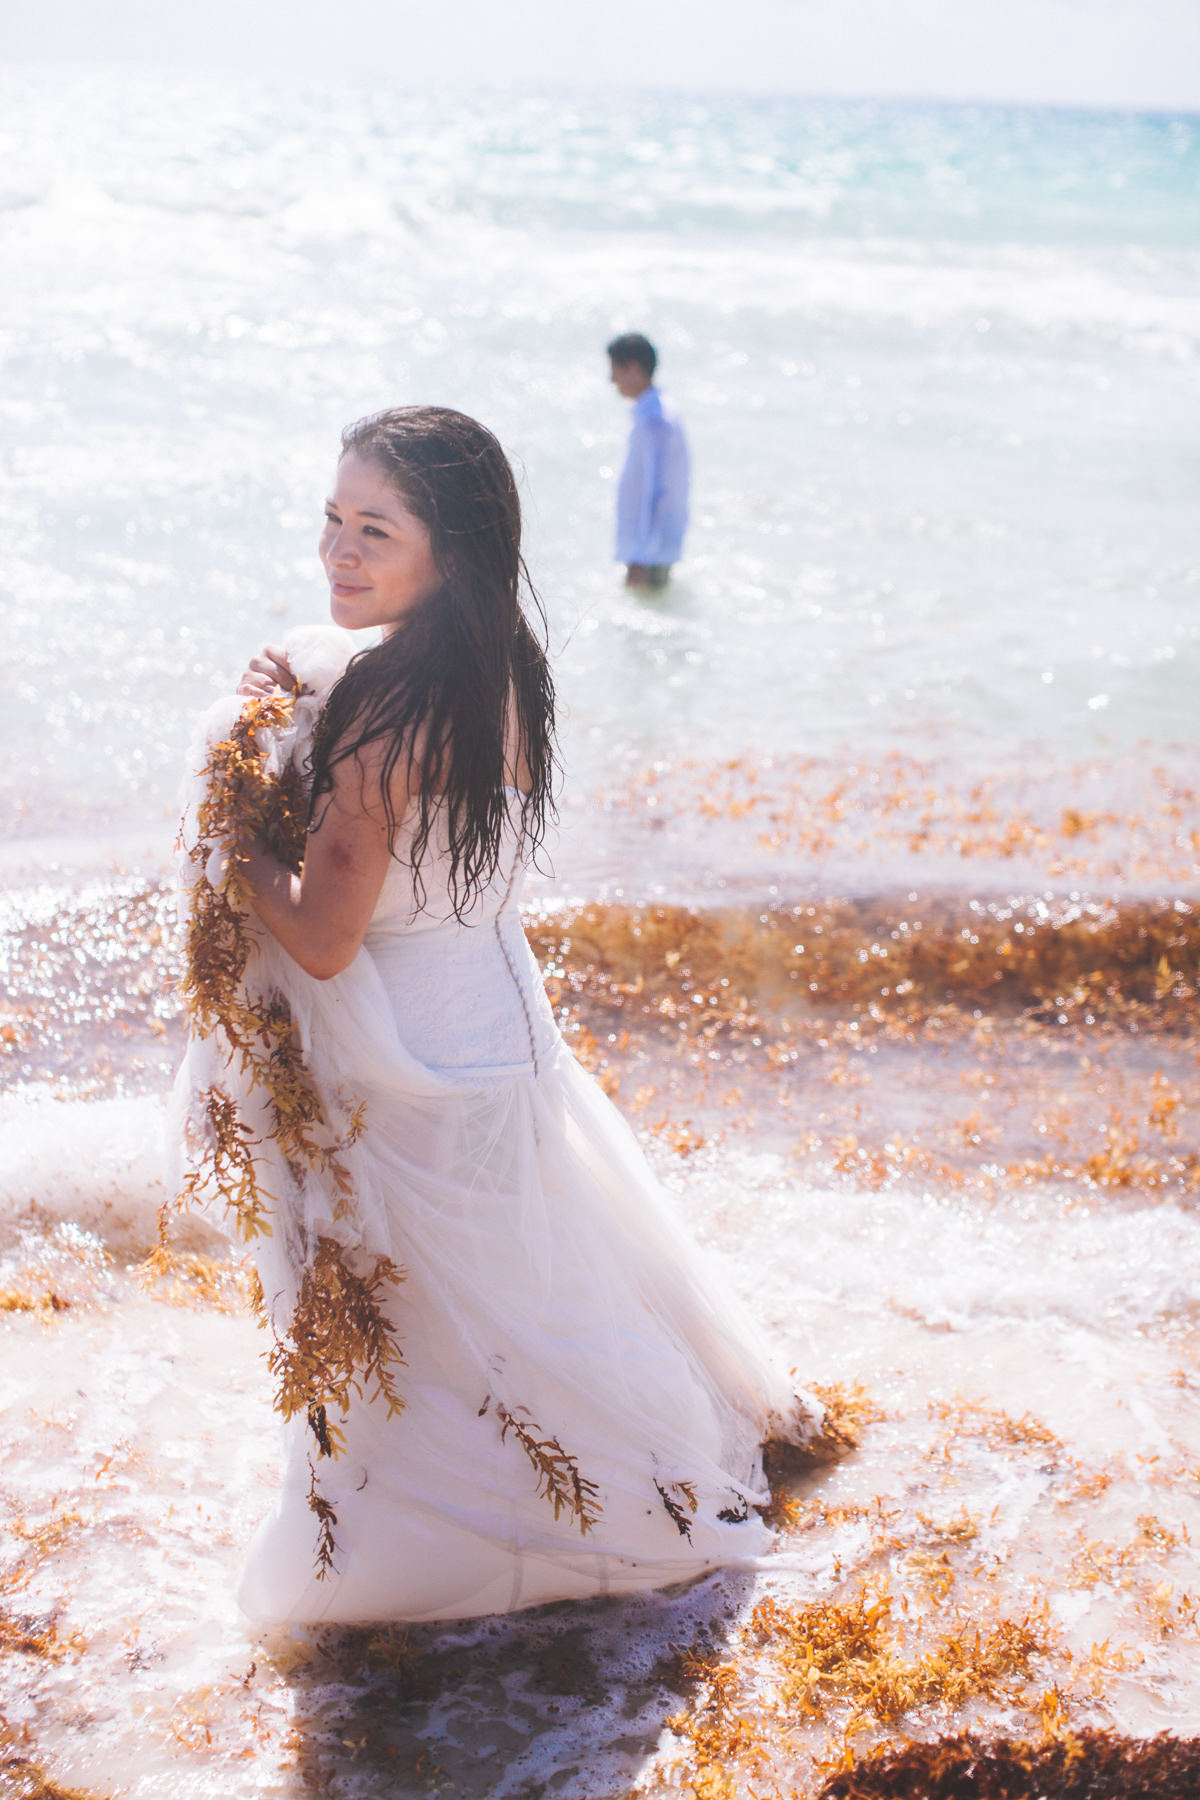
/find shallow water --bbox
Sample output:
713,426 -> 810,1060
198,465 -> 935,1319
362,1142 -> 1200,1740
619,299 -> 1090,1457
1,73 -> 1197,871
6,1113 -> 1200,1797
2,70 -> 1199,1798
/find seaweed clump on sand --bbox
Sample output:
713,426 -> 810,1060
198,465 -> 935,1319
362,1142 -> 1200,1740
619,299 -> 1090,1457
527,892 -> 1200,1035
817,1728 -> 1200,1798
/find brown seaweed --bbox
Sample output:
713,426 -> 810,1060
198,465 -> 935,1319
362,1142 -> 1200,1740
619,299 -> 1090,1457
490,1404 -> 602,1535
173,693 -> 407,1574
818,1728 -> 1200,1798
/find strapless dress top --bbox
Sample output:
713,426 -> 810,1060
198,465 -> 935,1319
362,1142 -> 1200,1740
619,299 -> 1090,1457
361,795 -> 558,1080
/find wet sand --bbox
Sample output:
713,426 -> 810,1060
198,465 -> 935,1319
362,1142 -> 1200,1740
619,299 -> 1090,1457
2,778 -> 1200,1794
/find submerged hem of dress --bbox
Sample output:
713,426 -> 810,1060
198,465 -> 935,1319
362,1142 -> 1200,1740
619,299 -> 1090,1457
236,1547 -> 770,1628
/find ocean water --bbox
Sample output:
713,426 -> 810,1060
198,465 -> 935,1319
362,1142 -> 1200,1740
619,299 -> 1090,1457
2,69 -> 1200,1798
1,71 -> 1197,875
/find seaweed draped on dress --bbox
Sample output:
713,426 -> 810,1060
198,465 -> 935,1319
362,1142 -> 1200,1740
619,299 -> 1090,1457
171,626 -> 815,1627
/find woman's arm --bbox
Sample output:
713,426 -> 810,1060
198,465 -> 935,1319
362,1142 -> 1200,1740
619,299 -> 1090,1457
245,746 -> 398,980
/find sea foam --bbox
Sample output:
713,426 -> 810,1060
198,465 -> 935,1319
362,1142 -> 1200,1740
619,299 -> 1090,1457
0,1089 -> 227,1259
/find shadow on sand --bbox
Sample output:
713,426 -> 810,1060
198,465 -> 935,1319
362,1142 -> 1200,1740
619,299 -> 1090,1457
277,1564 -> 758,1799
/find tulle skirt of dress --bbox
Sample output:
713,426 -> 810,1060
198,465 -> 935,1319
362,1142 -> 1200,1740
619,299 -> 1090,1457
178,927 -> 799,1627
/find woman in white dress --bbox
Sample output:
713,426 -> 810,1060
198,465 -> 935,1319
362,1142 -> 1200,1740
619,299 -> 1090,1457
175,405 -> 812,1627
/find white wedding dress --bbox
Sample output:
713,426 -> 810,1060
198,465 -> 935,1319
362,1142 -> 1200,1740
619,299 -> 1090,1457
174,628 -> 812,1627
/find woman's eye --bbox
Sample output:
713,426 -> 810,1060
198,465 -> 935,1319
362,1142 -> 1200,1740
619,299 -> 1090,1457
363,525 -> 387,538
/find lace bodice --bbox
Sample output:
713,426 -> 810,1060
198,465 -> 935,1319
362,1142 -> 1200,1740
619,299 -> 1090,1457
362,794 -> 557,1078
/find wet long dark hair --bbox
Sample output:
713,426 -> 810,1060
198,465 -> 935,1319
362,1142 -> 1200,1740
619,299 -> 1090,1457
307,406 -> 557,918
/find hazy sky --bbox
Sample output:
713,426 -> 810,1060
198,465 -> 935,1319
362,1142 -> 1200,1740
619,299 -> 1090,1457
9,0 -> 1200,110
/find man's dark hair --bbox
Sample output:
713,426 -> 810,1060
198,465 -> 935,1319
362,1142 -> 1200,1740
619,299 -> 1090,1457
606,332 -> 657,378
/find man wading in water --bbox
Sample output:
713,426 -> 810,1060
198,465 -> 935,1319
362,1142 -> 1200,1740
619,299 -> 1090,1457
607,332 -> 690,591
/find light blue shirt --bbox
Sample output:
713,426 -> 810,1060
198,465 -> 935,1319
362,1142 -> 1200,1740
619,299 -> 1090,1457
615,386 -> 690,566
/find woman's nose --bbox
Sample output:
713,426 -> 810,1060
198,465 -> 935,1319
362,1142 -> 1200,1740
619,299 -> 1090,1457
324,527 -> 358,568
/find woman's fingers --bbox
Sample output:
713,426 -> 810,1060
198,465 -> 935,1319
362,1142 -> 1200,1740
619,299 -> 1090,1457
236,663 -> 276,697
236,644 -> 296,697
260,645 -> 295,687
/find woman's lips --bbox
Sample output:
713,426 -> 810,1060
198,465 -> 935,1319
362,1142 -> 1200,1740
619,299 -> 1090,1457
330,580 -> 369,597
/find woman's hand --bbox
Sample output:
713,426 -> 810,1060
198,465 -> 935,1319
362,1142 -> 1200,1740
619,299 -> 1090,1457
237,645 -> 295,698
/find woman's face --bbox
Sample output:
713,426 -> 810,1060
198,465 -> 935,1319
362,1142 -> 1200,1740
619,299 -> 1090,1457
319,451 -> 442,636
